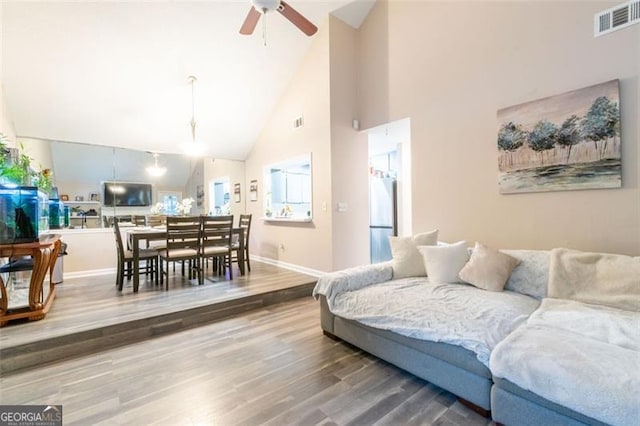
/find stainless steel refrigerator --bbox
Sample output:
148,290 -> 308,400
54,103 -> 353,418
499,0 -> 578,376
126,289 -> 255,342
369,177 -> 397,263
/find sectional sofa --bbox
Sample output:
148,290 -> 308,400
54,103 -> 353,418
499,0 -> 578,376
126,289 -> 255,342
313,234 -> 639,426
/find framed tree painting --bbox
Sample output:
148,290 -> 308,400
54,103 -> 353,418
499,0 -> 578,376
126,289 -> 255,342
497,80 -> 621,194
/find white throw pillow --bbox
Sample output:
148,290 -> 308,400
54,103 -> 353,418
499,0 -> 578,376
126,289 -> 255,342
458,242 -> 520,292
389,230 -> 439,278
418,241 -> 469,283
501,249 -> 550,299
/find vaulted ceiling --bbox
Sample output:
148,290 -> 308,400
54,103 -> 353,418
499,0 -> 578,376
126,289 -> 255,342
1,1 -> 374,160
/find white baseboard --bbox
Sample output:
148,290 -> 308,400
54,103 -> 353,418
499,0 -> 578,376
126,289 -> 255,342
251,256 -> 324,278
63,268 -> 116,280
63,258 -> 326,281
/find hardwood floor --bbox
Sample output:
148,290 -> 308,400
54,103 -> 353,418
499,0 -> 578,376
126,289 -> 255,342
0,262 -> 316,374
0,297 -> 493,426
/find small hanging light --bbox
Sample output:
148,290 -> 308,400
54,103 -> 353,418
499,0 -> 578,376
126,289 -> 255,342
146,153 -> 167,177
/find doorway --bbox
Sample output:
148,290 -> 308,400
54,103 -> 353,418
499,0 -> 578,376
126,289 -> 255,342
209,178 -> 230,215
367,118 -> 412,263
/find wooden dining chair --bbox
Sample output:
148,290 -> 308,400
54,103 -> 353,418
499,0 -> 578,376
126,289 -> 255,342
113,220 -> 159,291
231,214 -> 252,273
132,215 -> 146,226
200,215 -> 234,280
159,216 -> 202,289
146,215 -> 165,227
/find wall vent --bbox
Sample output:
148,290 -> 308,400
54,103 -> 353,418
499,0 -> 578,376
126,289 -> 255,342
594,0 -> 640,37
294,116 -> 304,129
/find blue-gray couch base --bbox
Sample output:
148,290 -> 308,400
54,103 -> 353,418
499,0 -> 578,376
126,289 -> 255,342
319,295 -> 492,413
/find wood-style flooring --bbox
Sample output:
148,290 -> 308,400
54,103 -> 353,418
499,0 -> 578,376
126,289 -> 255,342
0,297 -> 493,426
1,262 -> 316,374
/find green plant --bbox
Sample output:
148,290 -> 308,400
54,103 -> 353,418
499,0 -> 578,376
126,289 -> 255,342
0,141 -> 34,185
34,167 -> 53,194
0,133 -> 9,168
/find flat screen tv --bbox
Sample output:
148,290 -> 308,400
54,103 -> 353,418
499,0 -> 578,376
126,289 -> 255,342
103,182 -> 152,207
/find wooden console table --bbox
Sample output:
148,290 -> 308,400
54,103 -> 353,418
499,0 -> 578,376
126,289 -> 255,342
0,234 -> 62,326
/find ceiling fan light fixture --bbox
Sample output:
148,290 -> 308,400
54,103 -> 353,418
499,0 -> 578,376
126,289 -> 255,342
252,0 -> 280,13
240,0 -> 318,37
146,153 -> 167,177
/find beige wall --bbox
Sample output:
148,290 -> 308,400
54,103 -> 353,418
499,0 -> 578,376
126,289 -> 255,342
0,82 -> 17,145
203,158 -> 246,219
244,18 -> 333,272
358,0 -> 640,255
356,1 -> 389,131
183,158 -> 205,214
20,137 -> 54,171
329,16 -> 370,269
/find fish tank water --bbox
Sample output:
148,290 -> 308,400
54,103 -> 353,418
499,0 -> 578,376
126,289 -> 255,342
49,199 -> 64,229
0,185 -> 49,244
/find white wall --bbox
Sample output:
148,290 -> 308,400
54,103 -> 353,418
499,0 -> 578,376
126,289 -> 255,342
357,0 -> 640,255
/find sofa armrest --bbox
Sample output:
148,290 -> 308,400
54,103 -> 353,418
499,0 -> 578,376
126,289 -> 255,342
312,261 -> 393,306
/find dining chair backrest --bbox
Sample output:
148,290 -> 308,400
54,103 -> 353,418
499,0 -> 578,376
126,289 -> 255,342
147,215 -> 165,227
200,215 -> 234,252
113,220 -> 125,262
238,214 -> 252,245
165,216 -> 201,253
132,215 -> 146,226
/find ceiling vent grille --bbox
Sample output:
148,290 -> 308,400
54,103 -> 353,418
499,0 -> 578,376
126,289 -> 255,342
595,0 -> 640,37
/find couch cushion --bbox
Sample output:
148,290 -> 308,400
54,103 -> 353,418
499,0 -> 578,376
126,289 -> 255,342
492,379 -> 609,426
548,248 -> 640,312
418,240 -> 469,284
490,298 -> 640,426
389,229 -> 438,278
501,249 -> 550,299
459,242 -> 520,292
329,277 -> 539,366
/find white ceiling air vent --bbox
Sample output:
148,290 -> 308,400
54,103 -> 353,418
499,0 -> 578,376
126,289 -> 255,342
294,116 -> 304,129
594,0 -> 640,37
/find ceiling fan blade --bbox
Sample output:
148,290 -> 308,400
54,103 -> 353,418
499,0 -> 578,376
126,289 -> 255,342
277,1 -> 318,36
239,7 -> 261,35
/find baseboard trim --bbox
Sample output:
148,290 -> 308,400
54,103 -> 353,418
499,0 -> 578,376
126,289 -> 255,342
63,268 -> 116,280
252,256 -> 324,278
63,258 -> 325,281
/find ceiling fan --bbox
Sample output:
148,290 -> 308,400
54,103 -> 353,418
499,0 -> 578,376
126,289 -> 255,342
239,0 -> 318,37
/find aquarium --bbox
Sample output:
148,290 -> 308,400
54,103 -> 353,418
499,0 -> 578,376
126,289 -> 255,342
0,185 -> 49,244
49,199 -> 65,229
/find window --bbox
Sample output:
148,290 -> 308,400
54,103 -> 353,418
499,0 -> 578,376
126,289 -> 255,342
264,154 -> 312,221
158,191 -> 181,215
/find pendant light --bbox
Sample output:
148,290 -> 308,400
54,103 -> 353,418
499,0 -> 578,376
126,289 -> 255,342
146,153 -> 167,177
182,75 -> 206,156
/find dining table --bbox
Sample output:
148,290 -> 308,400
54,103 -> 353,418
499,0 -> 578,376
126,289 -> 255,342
127,226 -> 245,292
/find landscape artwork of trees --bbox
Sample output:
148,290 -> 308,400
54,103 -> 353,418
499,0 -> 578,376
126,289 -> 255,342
497,80 -> 621,194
